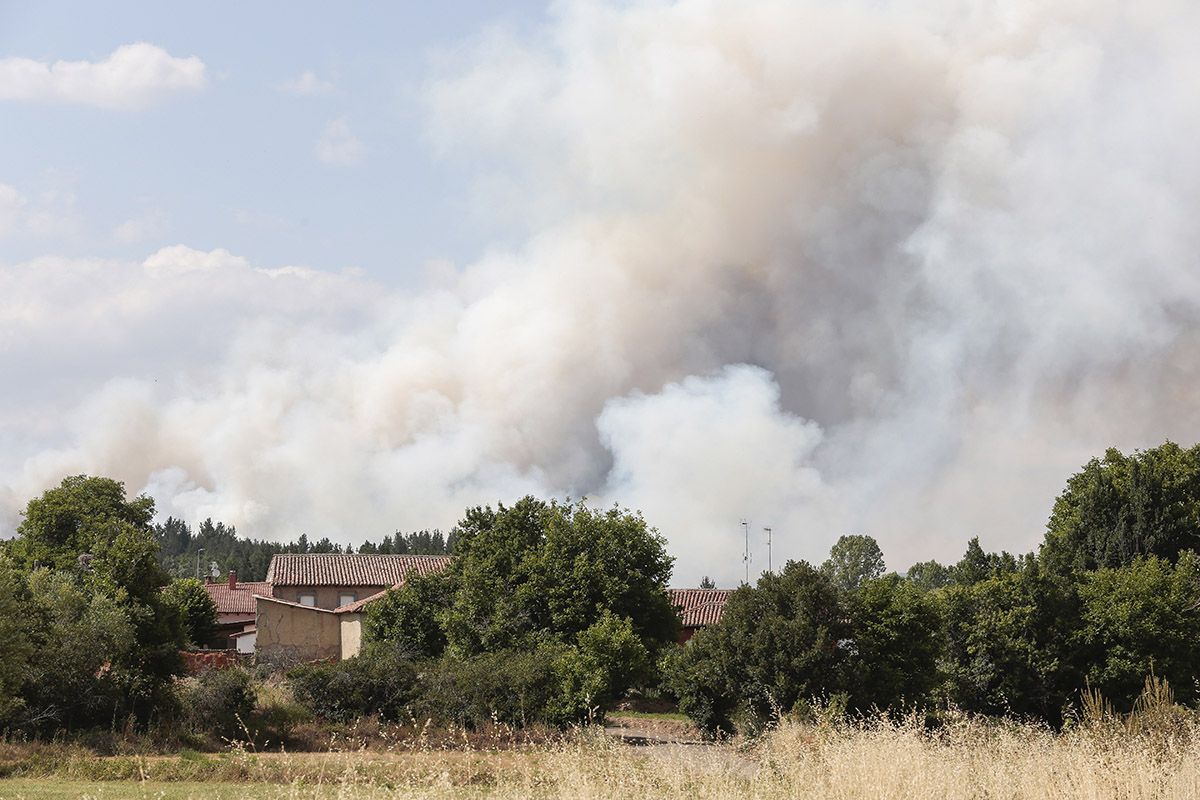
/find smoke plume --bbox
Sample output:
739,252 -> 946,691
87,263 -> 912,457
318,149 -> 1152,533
4,0 -> 1200,584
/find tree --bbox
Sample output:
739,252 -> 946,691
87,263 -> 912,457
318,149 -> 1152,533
0,555 -> 32,726
439,497 -> 677,657
905,560 -> 953,591
364,572 -> 452,659
843,574 -> 944,711
1042,443 -> 1200,574
668,561 -> 848,736
6,476 -> 184,727
18,568 -> 138,731
162,578 -> 218,647
551,612 -> 651,723
6,475 -> 155,572
699,575 -> 716,589
940,561 -> 1079,720
821,534 -> 885,593
1073,552 -> 1200,709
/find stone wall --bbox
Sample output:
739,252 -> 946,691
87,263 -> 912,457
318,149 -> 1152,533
180,650 -> 242,674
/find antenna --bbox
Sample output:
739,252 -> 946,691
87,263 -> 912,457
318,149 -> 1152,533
741,519 -> 751,584
763,527 -> 773,573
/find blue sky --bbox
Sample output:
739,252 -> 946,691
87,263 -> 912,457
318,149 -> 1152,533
0,1 -> 547,281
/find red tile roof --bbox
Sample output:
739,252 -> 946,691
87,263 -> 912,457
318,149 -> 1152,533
669,588 -> 733,627
205,581 -> 273,614
265,553 -> 453,587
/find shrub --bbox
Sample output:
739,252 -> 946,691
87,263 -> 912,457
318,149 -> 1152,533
551,613 -> 651,723
175,667 -> 255,741
287,649 -> 417,723
413,644 -> 564,728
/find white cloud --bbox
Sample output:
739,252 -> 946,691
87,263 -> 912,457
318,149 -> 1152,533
113,208 -> 168,244
0,183 -> 77,238
315,118 -> 364,166
0,43 -> 206,109
277,70 -> 334,96
0,185 -> 24,236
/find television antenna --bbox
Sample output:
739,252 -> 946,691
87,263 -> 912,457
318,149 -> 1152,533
741,519 -> 751,584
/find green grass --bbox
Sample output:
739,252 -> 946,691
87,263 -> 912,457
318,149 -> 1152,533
608,711 -> 689,721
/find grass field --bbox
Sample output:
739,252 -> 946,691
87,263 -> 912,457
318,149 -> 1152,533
3,712 -> 1199,799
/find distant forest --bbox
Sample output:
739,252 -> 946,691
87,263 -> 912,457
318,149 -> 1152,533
155,518 -> 457,581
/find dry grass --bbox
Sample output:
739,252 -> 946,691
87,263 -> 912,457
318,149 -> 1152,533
4,710 -> 1200,799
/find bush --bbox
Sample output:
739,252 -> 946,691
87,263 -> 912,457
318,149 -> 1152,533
175,667 -> 255,741
287,649 -> 417,723
551,613 -> 651,723
412,644 -> 564,729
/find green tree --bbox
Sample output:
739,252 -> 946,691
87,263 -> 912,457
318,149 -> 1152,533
551,612 -> 651,723
821,534 -> 885,593
440,497 -> 677,657
905,560 -> 953,591
844,574 -> 944,711
668,561 -> 848,736
940,562 -> 1079,720
1073,552 -> 1200,709
18,569 -> 138,731
6,475 -> 155,572
7,476 -> 184,726
1042,443 -> 1200,574
161,578 -> 218,647
699,575 -> 716,589
0,556 -> 32,726
364,572 -> 452,659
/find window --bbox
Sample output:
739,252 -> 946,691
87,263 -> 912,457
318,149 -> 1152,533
339,593 -> 357,607
298,593 -> 316,607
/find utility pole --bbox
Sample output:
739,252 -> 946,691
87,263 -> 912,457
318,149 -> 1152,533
196,547 -> 204,581
741,519 -> 751,584
764,527 -> 773,573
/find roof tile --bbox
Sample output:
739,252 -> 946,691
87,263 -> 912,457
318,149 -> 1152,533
204,581 -> 273,615
668,588 -> 733,627
265,553 -> 453,587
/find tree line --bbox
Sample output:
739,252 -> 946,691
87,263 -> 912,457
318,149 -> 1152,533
667,441 -> 1200,735
155,518 -> 456,581
2,440 -> 1199,739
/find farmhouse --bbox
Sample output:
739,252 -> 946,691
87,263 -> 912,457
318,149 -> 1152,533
253,554 -> 449,665
203,571 -> 271,649
207,552 -> 731,666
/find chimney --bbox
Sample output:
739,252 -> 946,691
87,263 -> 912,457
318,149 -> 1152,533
228,570 -> 237,590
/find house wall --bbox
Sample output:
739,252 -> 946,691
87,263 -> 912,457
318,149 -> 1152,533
255,598 -> 342,666
272,585 -> 389,610
340,614 -> 363,660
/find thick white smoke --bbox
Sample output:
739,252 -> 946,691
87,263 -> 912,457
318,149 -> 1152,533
4,0 -> 1200,584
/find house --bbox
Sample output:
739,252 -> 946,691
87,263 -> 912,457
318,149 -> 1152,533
265,553 -> 452,609
254,554 -> 450,666
251,552 -> 732,666
203,571 -> 271,649
668,588 -> 734,643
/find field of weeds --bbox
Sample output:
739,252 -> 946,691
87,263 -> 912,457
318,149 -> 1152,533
3,709 -> 1200,799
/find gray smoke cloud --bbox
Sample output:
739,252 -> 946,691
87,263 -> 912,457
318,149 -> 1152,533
4,0 -> 1200,584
